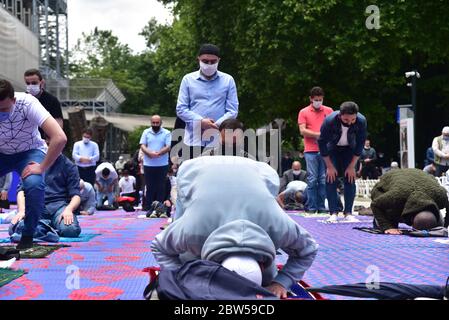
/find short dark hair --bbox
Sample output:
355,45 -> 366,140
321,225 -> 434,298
294,191 -> 305,204
219,119 -> 245,132
310,87 -> 324,97
102,168 -> 110,176
0,79 -> 15,101
122,169 -> 129,175
198,43 -> 220,57
340,101 -> 359,115
24,68 -> 43,81
83,128 -> 93,136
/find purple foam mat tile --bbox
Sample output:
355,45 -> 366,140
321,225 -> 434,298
291,215 -> 449,300
4,207 -> 446,300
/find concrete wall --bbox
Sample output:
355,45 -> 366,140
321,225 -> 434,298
0,6 -> 39,91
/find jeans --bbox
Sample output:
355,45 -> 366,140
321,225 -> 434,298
144,165 -> 169,210
10,204 -> 81,239
0,149 -> 46,237
325,147 -> 356,214
45,205 -> 81,238
95,177 -> 116,207
435,164 -> 449,177
304,152 -> 327,211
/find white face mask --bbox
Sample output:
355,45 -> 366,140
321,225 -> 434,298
200,61 -> 219,77
312,100 -> 323,109
83,137 -> 90,144
27,84 -> 41,96
292,170 -> 301,175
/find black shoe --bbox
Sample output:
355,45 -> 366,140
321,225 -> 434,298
16,235 -> 33,250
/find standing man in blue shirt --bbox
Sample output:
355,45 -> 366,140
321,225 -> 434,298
176,44 -> 239,160
318,102 -> 367,223
140,115 -> 172,211
72,128 -> 100,186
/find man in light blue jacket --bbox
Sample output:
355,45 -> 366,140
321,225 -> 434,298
151,156 -> 318,298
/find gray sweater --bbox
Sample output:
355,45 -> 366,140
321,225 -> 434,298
0,173 -> 12,193
152,156 -> 318,290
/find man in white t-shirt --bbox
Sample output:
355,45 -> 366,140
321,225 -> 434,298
94,162 -> 118,208
0,79 -> 67,249
119,170 -> 136,197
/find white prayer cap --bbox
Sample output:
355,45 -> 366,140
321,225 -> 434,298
221,255 -> 262,286
119,156 -> 124,160
391,161 -> 399,168
442,127 -> 449,134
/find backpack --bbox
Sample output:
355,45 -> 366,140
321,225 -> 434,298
144,260 -> 278,300
117,196 -> 136,212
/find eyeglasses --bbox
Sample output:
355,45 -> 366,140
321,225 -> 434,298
200,59 -> 218,65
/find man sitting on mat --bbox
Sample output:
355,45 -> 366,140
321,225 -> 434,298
10,152 -> 82,240
151,156 -> 318,299
371,168 -> 449,235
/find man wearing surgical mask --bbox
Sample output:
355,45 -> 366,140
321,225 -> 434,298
298,87 -> 333,214
140,115 -> 172,212
24,69 -> 63,132
176,44 -> 239,160
0,79 -> 67,249
72,128 -> 100,186
318,102 -> 367,223
280,161 -> 308,192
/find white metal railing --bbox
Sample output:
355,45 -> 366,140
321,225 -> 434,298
355,179 -> 379,199
356,176 -> 448,199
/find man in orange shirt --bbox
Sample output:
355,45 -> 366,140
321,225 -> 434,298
298,87 -> 333,213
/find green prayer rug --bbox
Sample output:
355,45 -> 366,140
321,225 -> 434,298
0,244 -> 70,259
0,268 -> 27,288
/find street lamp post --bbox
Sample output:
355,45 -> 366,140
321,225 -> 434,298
405,70 -> 420,166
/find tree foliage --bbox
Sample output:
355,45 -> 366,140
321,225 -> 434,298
70,1 -> 449,165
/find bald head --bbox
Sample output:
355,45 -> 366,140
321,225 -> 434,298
412,211 -> 439,230
151,115 -> 161,124
151,115 -> 162,132
292,161 -> 301,171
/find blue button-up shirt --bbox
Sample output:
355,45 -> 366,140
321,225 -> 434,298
72,140 -> 100,167
139,127 -> 172,167
176,70 -> 239,147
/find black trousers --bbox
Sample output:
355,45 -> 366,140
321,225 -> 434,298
78,166 -> 96,186
121,191 -> 139,206
435,164 -> 449,177
143,165 -> 169,210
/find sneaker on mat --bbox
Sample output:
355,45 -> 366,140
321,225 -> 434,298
326,214 -> 339,223
149,211 -> 159,218
343,214 -> 359,222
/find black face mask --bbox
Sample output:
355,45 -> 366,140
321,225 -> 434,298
152,126 -> 161,132
341,122 -> 351,128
